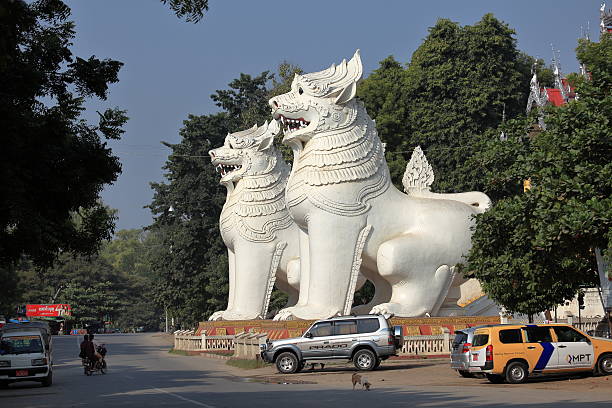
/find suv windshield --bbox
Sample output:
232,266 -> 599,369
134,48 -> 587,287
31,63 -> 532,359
0,335 -> 43,355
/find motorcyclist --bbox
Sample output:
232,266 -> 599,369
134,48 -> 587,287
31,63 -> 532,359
85,334 -> 98,369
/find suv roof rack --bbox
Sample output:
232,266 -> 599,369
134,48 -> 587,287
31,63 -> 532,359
327,314 -> 382,320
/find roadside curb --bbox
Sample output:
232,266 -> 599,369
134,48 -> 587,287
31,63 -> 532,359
198,352 -> 233,361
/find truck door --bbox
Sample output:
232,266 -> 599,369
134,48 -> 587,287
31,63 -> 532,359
301,321 -> 334,358
552,326 -> 595,369
522,326 -> 557,372
329,320 -> 358,358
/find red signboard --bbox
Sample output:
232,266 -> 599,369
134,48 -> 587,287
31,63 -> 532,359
26,304 -> 72,317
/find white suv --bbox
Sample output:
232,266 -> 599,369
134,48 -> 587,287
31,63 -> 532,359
261,314 -> 402,374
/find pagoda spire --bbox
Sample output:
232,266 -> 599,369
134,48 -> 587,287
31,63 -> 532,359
525,62 -> 547,130
551,45 -> 568,102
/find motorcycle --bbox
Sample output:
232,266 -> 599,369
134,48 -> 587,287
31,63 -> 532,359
82,344 -> 108,376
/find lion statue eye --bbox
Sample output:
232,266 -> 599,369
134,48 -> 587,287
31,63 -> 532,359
229,137 -> 254,149
298,87 -> 304,95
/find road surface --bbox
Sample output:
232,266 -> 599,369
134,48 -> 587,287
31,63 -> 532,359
1,333 -> 610,407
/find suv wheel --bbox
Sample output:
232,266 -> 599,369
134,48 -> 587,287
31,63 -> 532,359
598,354 -> 612,375
353,349 -> 376,371
276,352 -> 299,374
505,361 -> 528,384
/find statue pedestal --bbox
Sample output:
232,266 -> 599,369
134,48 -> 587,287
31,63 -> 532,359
197,316 -> 500,339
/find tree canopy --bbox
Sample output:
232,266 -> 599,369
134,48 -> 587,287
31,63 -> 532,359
358,14 -> 542,192
0,0 -> 126,272
15,228 -> 161,331
161,0 -> 208,23
465,34 -> 612,315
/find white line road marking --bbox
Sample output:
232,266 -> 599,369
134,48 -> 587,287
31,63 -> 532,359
121,375 -> 215,408
151,387 -> 216,408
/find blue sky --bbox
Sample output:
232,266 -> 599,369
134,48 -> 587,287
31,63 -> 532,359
63,0 -> 604,231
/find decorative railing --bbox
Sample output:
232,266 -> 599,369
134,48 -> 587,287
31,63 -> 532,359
233,332 -> 268,359
400,329 -> 454,356
173,330 -> 236,352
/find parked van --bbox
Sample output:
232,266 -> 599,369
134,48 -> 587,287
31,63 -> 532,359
0,328 -> 53,387
451,326 -> 482,378
466,323 -> 612,384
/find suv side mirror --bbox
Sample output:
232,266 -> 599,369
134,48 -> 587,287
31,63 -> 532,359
304,332 -> 313,338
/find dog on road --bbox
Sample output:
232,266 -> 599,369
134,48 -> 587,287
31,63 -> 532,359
352,372 -> 371,391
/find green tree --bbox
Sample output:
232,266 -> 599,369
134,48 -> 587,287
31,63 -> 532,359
16,252 -> 127,326
161,0 -> 208,23
466,34 -> 612,315
0,0 -> 126,276
358,14 -> 534,191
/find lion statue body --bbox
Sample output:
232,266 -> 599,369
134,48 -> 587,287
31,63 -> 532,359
269,51 -> 491,320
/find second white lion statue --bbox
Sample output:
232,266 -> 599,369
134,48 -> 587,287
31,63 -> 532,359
269,50 -> 491,320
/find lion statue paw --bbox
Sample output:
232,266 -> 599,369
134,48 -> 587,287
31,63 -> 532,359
208,311 -> 225,321
370,303 -> 402,316
273,308 -> 296,321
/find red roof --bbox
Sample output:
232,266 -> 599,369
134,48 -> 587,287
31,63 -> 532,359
544,88 -> 566,106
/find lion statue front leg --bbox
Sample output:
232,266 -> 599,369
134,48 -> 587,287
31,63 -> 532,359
275,213 -> 369,320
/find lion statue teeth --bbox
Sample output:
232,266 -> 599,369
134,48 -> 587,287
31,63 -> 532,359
269,50 -> 492,320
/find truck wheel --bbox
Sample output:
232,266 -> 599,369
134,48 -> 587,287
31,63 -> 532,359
41,371 -> 53,387
505,361 -> 528,384
353,349 -> 376,371
458,370 -> 474,378
598,354 -> 612,375
486,374 -> 504,384
276,352 -> 299,374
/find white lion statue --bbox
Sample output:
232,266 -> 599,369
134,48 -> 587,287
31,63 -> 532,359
269,50 -> 491,320
208,121 -> 301,320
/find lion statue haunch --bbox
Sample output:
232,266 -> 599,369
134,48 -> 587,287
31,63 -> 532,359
269,50 -> 491,320
208,121 -> 301,320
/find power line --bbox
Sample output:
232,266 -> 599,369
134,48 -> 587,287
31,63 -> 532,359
113,145 -> 473,159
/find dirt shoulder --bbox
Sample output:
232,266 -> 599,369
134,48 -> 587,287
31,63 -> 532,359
222,358 -> 612,394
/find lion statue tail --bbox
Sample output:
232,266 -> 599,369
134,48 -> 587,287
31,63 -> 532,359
402,146 -> 491,213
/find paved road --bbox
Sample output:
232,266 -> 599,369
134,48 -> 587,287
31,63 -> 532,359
1,333 -> 610,407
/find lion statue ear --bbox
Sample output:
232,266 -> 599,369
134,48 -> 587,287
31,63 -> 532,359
331,50 -> 362,105
256,120 -> 277,151
334,81 -> 357,105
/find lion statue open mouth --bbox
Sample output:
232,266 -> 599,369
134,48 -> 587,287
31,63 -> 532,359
269,50 -> 491,320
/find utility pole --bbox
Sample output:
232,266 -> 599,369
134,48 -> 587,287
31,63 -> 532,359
165,306 -> 169,333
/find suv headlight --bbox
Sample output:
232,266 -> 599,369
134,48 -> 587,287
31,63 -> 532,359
260,344 -> 267,351
0,361 -> 10,367
31,358 -> 47,366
